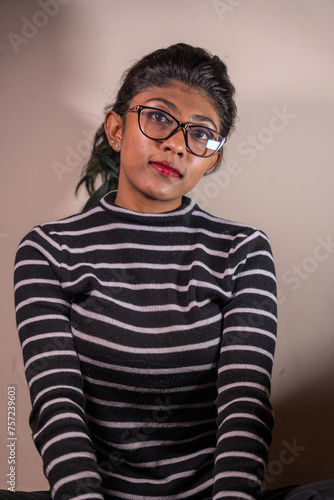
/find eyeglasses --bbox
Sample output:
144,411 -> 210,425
122,105 -> 226,158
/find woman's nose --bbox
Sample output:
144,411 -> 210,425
161,128 -> 187,155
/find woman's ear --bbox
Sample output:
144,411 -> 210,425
104,111 -> 123,151
206,151 -> 222,174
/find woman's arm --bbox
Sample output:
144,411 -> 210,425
213,230 -> 277,499
14,227 -> 104,500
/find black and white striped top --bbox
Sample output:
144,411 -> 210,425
14,192 -> 277,500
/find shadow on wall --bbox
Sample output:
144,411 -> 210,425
267,373 -> 334,490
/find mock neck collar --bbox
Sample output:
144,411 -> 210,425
100,191 -> 196,226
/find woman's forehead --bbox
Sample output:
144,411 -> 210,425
129,83 -> 220,123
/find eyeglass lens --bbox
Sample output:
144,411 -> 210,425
139,108 -> 223,157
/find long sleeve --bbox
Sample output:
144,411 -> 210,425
212,230 -> 277,499
14,227 -> 104,500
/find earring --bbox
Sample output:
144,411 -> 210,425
110,140 -> 114,144
116,144 -> 119,148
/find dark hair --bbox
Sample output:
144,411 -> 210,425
76,43 -> 237,211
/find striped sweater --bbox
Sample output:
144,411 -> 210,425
14,191 -> 277,500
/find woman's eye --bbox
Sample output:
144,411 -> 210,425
191,127 -> 211,141
148,111 -> 171,124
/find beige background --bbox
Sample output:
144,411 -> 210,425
1,0 -> 334,491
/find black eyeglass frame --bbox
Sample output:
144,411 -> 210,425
122,105 -> 226,158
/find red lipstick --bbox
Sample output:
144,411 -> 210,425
150,161 -> 182,178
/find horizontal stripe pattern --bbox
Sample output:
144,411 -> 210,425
14,192 -> 277,500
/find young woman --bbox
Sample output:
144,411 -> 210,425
5,44 -> 334,500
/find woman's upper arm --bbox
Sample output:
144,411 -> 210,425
14,227 -> 103,500
212,230 -> 277,500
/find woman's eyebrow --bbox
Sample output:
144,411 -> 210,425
191,114 -> 218,131
143,97 -> 218,130
144,97 -> 178,113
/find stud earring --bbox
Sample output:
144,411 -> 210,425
116,144 -> 119,148
110,140 -> 114,144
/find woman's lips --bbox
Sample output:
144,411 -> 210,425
150,161 -> 182,178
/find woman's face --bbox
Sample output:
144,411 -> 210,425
105,82 -> 222,213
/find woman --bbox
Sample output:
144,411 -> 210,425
6,44 -> 334,500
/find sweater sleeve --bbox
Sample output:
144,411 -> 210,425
212,230 -> 277,500
14,226 -> 104,500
